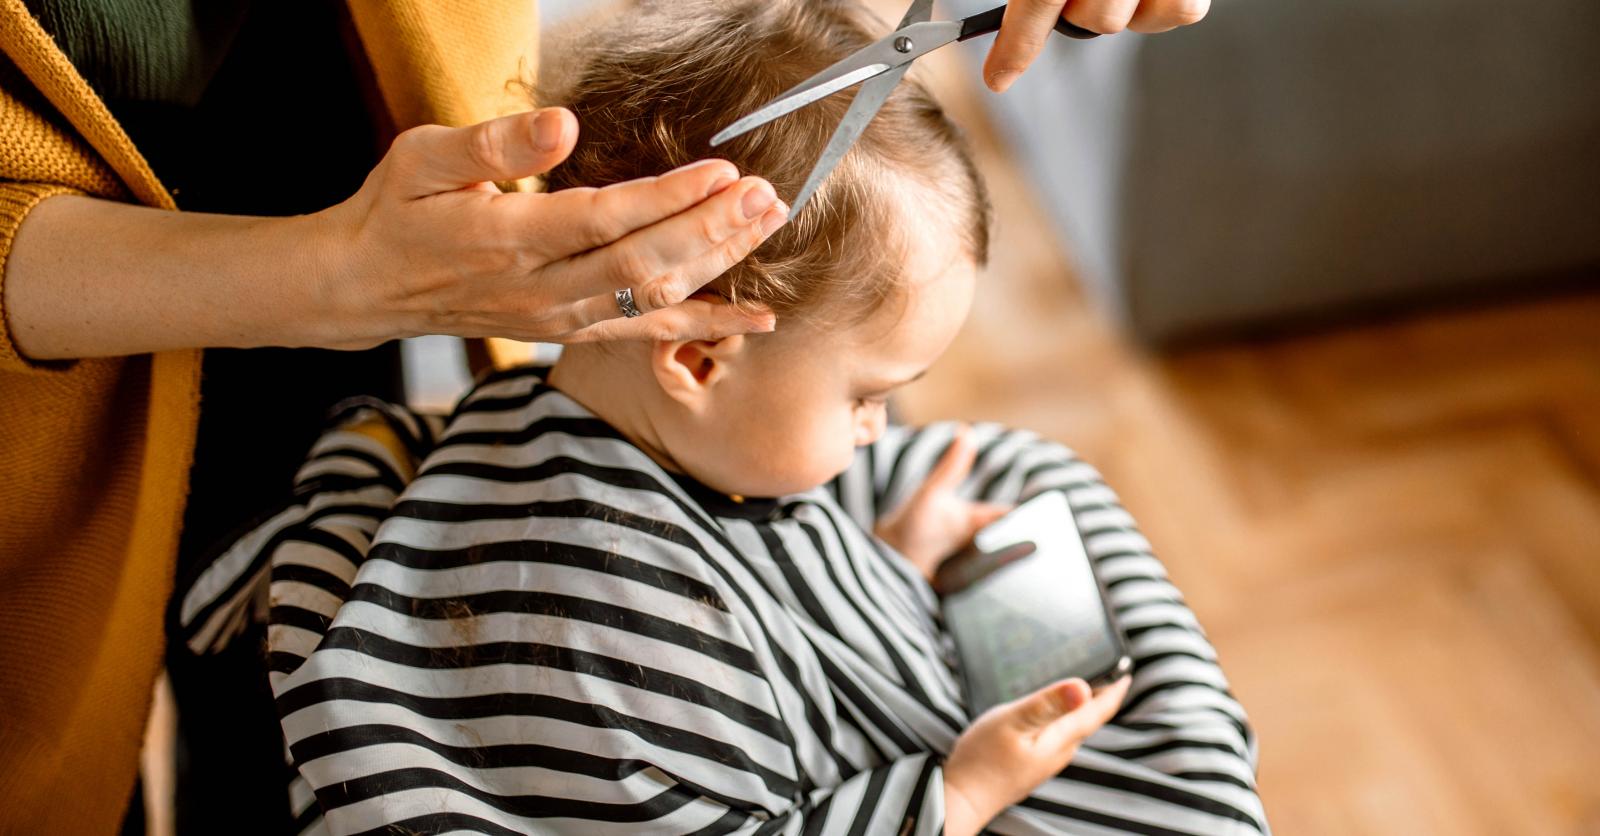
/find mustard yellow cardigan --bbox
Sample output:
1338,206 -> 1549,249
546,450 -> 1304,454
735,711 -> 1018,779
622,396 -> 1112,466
0,2 -> 538,830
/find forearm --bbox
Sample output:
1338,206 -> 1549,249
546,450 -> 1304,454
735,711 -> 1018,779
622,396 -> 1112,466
3,111 -> 788,361
2,195 -> 364,360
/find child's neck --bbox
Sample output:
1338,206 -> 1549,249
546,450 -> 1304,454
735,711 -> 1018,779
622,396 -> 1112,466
546,347 -> 689,477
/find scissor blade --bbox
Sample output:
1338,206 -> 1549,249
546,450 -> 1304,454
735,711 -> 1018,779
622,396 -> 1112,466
786,0 -> 928,209
711,61 -> 892,147
897,0 -> 935,28
711,17 -> 961,147
790,63 -> 908,213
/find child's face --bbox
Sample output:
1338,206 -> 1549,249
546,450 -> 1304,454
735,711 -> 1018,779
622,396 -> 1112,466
654,225 -> 977,498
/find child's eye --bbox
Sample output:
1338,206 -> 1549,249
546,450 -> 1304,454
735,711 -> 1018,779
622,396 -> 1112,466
855,396 -> 887,409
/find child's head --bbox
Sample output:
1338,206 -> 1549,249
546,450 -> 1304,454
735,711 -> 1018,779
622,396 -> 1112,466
547,0 -> 992,498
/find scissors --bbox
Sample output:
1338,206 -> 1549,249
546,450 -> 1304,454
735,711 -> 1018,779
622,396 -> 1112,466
711,1 -> 1098,212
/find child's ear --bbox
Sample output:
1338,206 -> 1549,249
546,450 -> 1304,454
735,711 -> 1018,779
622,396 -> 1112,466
650,335 -> 747,412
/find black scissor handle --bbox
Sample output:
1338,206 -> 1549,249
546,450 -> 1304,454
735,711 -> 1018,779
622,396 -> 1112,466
958,5 -> 1102,42
1054,16 -> 1103,39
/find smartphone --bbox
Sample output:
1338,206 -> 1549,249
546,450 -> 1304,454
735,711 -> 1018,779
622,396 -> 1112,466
938,491 -> 1132,714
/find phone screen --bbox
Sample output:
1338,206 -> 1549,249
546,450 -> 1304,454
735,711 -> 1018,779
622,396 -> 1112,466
941,492 -> 1128,714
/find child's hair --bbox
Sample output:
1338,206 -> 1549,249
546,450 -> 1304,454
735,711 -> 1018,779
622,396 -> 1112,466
540,0 -> 992,324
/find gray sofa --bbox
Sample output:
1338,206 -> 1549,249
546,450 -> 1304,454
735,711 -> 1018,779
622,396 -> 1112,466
955,0 -> 1600,342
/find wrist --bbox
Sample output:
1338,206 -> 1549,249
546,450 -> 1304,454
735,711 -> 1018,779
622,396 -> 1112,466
941,761 -> 1001,836
874,523 -> 933,578
873,524 -> 908,564
286,205 -> 401,350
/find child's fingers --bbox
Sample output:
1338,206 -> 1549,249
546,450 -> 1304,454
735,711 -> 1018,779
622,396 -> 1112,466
922,426 -> 978,498
1009,678 -> 1092,732
968,502 -> 1012,532
1038,675 -> 1132,753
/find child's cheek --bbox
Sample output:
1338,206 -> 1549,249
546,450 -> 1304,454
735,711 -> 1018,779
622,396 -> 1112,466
772,407 -> 854,490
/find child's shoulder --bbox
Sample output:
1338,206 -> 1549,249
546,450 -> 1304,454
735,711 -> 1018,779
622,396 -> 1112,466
393,365 -> 743,604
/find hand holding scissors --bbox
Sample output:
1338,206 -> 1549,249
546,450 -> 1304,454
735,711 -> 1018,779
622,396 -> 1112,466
985,0 -> 1211,91
715,1 -> 1207,214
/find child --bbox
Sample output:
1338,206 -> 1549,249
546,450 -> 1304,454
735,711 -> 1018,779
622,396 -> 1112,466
178,2 -> 1266,833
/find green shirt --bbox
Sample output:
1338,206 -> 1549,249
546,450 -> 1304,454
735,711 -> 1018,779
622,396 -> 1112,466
24,0 -> 251,106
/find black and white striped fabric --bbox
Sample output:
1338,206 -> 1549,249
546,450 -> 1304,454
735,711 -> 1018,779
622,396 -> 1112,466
177,367 -> 1268,835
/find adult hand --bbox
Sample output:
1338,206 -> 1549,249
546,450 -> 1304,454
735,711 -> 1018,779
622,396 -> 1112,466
314,107 -> 788,348
943,676 -> 1132,836
4,107 -> 788,360
984,0 -> 1211,92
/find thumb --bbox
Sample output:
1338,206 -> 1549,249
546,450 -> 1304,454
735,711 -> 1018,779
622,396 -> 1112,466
1010,678 -> 1091,731
392,108 -> 579,198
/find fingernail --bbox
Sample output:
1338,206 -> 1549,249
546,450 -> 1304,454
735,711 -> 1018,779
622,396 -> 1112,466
1045,682 -> 1076,714
759,202 -> 790,235
706,169 -> 739,197
533,110 -> 565,152
988,70 -> 1019,93
742,182 -> 778,220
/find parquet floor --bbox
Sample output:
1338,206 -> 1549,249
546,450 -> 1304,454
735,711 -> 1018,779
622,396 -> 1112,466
899,34 -> 1600,836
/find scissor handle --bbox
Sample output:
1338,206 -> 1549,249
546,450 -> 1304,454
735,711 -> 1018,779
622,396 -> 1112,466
958,5 -> 1101,42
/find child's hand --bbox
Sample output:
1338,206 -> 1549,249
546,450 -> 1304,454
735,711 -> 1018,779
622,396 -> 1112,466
875,427 -> 1011,580
943,676 -> 1132,836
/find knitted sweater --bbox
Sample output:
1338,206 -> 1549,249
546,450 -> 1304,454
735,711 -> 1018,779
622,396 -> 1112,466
0,2 -> 538,831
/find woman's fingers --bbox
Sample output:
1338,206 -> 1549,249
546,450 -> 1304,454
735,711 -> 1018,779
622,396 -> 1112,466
984,0 -> 1212,91
1063,0 -> 1142,36
531,160 -> 750,258
547,178 -> 787,317
370,116 -> 790,343
1129,0 -> 1211,33
566,297 -> 775,343
391,109 -> 580,198
983,0 -> 1068,93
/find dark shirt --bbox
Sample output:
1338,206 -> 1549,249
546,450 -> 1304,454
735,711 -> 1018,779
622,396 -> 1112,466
23,0 -> 250,107
27,2 -> 404,832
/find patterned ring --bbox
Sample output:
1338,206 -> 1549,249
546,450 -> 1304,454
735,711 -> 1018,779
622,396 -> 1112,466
615,288 -> 643,318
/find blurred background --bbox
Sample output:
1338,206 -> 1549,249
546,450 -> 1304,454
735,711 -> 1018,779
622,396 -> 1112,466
447,1 -> 1600,833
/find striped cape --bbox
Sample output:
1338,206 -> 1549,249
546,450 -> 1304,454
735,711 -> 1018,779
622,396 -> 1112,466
177,367 -> 1268,835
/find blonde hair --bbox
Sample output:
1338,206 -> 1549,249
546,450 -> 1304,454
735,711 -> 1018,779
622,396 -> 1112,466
540,0 -> 992,324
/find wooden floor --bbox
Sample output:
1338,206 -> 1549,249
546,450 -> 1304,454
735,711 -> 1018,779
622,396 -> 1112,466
898,35 -> 1600,836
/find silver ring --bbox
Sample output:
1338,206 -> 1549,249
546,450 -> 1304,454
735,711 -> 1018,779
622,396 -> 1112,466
615,288 -> 643,318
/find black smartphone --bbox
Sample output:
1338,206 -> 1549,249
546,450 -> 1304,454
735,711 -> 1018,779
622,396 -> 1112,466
937,491 -> 1132,714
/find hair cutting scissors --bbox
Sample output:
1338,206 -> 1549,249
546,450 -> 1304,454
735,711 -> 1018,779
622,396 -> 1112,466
712,1 -> 1098,212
